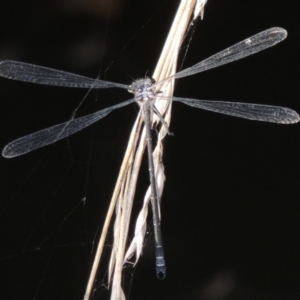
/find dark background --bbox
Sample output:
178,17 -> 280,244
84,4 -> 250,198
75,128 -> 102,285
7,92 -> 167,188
1,1 -> 300,299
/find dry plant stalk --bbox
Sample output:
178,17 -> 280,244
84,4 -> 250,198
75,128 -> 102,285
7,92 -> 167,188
84,1 -> 208,299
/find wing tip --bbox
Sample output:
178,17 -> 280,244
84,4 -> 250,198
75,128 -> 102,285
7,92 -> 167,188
2,143 -> 24,158
2,148 -> 14,158
280,109 -> 300,124
269,27 -> 287,41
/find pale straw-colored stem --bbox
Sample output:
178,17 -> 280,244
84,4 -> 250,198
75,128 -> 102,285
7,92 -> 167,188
84,1 -> 207,299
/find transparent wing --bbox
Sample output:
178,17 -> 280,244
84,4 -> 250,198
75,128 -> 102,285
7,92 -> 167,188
156,27 -> 286,85
0,60 -> 129,89
171,97 -> 300,124
2,98 -> 135,158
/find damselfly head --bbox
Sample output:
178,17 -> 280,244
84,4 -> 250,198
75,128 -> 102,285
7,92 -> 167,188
128,77 -> 157,103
